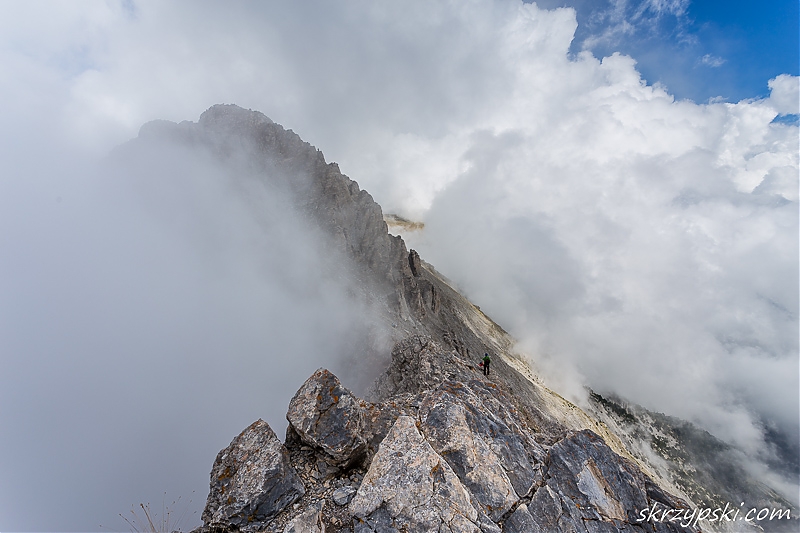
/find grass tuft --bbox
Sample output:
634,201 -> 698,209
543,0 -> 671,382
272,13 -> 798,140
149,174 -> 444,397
118,491 -> 197,533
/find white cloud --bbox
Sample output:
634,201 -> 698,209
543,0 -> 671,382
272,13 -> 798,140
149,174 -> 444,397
643,0 -> 689,17
0,128 -> 389,530
0,0 -> 797,529
578,0 -> 690,51
400,45 -> 798,470
700,53 -> 726,67
769,74 -> 800,115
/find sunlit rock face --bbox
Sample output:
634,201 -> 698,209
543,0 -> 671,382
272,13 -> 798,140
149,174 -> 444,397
419,380 -> 544,521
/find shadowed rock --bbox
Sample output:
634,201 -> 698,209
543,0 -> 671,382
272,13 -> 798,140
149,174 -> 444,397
287,368 -> 367,466
503,502 -> 540,533
283,501 -> 325,533
408,249 -> 422,277
523,429 -> 700,533
202,419 -> 304,531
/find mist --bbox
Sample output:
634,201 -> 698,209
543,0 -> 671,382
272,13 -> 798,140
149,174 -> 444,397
0,0 -> 797,529
0,126 -> 386,530
401,79 -> 799,500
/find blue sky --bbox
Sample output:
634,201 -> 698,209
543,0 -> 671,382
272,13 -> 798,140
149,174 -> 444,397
535,0 -> 799,104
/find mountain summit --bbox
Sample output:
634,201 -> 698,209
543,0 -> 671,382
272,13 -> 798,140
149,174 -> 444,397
121,105 -> 795,532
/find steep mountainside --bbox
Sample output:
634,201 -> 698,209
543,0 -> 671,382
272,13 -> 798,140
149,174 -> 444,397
586,393 -> 799,533
123,105 -> 796,532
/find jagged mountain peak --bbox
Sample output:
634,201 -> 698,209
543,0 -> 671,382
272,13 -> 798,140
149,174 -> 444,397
199,103 -> 275,129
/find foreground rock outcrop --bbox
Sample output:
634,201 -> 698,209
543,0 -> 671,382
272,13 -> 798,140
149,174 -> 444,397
349,415 -> 486,533
202,420 -> 305,530
287,369 -> 367,467
194,337 -> 700,533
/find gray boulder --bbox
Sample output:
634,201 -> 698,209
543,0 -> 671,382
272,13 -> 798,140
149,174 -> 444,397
287,368 -> 367,466
526,429 -> 700,533
349,415 -> 482,532
202,419 -> 305,531
420,384 -> 520,520
420,380 -> 544,520
283,501 -> 325,533
332,485 -> 358,506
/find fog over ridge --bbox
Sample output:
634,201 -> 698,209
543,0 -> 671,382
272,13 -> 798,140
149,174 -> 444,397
0,1 -> 797,530
399,72 -> 799,499
0,121 -> 390,530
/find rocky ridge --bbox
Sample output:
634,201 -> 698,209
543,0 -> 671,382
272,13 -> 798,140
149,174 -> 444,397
194,337 -> 700,533
126,105 -> 796,532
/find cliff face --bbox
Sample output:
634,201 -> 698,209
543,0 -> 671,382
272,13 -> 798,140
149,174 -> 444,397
127,105 -> 794,532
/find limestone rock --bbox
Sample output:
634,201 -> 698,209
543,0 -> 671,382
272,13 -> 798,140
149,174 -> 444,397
283,501 -> 325,533
287,368 -> 367,466
463,380 -> 548,494
420,383 -> 526,520
349,416 -> 482,532
368,336 -> 475,401
360,397 -> 410,455
505,486 -> 575,533
478,513 -> 503,533
425,380 -> 545,497
547,430 -> 650,523
332,485 -> 358,506
408,249 -> 422,277
503,503 -> 540,533
202,419 -> 304,531
532,429 -> 700,532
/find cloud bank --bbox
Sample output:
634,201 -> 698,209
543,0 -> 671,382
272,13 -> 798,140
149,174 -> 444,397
0,122 -> 387,530
0,0 -> 797,529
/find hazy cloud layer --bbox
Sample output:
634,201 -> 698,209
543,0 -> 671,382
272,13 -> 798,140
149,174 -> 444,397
0,126 -> 387,529
0,0 -> 797,530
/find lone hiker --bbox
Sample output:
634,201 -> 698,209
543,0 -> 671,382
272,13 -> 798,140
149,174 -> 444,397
482,353 -> 491,376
